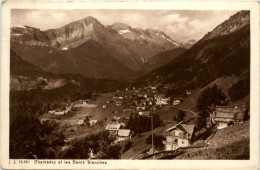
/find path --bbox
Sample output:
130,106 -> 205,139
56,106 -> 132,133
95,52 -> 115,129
173,106 -> 198,116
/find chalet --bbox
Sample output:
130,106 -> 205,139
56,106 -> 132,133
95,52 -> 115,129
116,129 -> 132,142
141,99 -> 147,106
150,86 -> 156,90
103,104 -> 107,109
146,97 -> 154,102
119,122 -> 127,128
212,106 -> 247,129
55,110 -> 66,116
89,120 -> 98,126
156,97 -> 170,105
118,96 -> 124,100
186,90 -> 192,95
136,106 -> 146,111
139,110 -> 150,117
116,101 -> 122,107
173,98 -> 181,105
105,123 -> 121,135
126,88 -> 128,91
48,110 -> 56,114
113,116 -> 121,122
163,122 -> 195,151
78,118 -> 85,125
113,96 -> 118,101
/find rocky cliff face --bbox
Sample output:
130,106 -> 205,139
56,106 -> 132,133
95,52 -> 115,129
11,17 -> 102,49
180,39 -> 196,49
201,10 -> 250,41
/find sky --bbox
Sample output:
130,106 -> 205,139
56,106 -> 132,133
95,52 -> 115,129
11,9 -> 239,43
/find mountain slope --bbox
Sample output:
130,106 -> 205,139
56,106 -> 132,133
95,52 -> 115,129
138,11 -> 250,97
11,40 -> 136,79
145,48 -> 186,70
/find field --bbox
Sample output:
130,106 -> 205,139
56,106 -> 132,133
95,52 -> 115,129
175,121 -> 249,159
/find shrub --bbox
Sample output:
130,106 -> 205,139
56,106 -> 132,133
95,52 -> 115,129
122,141 -> 132,153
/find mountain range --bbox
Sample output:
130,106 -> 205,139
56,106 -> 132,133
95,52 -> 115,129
11,16 -> 183,79
10,10 -> 249,89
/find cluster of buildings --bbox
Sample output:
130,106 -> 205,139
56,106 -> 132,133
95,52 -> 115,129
105,123 -> 133,143
48,105 -> 72,116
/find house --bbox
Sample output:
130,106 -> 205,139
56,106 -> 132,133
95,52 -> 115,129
78,118 -> 85,125
118,96 -> 124,100
163,122 -> 195,151
113,116 -> 121,122
55,111 -> 66,116
186,90 -> 192,95
116,129 -> 132,142
116,101 -> 122,107
89,120 -> 98,126
48,110 -> 56,114
173,98 -> 181,105
113,96 -> 118,101
156,97 -> 170,105
105,123 -> 121,135
212,106 -> 247,129
141,99 -> 147,106
139,110 -> 150,117
150,86 -> 156,90
136,106 -> 146,111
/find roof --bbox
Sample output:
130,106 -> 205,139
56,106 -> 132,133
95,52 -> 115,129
89,120 -> 98,123
181,124 -> 195,135
166,121 -> 195,135
215,106 -> 247,120
105,123 -> 121,131
118,129 -> 131,137
113,116 -> 121,120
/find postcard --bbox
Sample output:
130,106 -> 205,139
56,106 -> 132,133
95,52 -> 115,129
1,1 -> 259,169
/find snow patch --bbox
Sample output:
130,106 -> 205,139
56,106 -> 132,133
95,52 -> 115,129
49,51 -> 53,54
62,47 -> 68,50
140,35 -> 145,39
118,29 -> 130,34
11,33 -> 23,36
161,34 -> 166,39
166,38 -> 179,46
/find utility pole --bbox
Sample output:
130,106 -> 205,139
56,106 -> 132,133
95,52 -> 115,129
150,104 -> 155,159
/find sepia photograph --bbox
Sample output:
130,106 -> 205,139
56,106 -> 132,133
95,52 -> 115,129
1,1 -> 259,169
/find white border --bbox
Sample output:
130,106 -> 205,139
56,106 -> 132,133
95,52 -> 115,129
1,1 -> 259,169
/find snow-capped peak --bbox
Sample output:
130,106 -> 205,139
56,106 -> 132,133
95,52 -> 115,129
118,29 -> 131,34
62,47 -> 68,50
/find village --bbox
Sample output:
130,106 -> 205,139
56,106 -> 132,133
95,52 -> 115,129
38,77 -> 249,159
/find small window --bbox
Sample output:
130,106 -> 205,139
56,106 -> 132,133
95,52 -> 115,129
175,139 -> 178,143
182,141 -> 185,144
